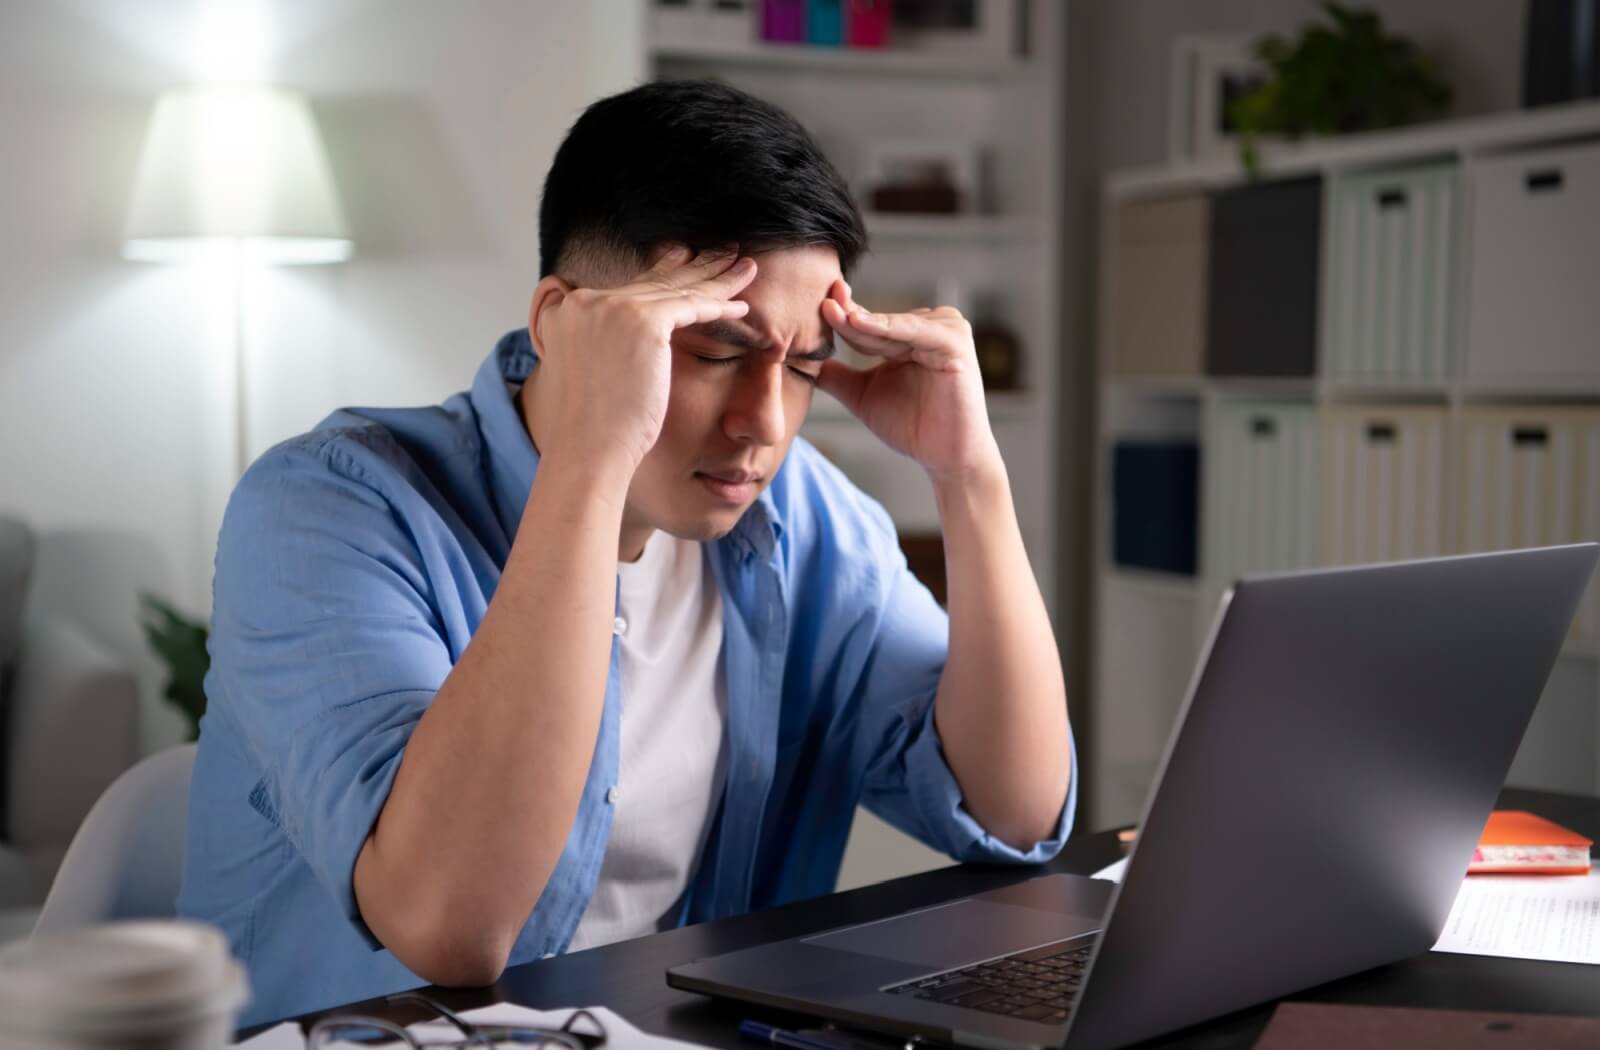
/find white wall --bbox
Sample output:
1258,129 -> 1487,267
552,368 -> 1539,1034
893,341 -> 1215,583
1080,0 -> 1526,173
0,0 -> 646,752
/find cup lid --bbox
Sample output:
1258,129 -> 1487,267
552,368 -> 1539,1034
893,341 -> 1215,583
0,920 -> 249,1035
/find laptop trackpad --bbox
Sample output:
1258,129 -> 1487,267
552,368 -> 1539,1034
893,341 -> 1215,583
803,898 -> 1100,970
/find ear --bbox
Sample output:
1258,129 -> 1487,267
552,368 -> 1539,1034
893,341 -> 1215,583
528,274 -> 574,356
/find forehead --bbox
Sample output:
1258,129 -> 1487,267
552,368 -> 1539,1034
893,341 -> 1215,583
739,245 -> 841,331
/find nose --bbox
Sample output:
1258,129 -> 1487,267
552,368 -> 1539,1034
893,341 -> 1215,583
722,359 -> 787,448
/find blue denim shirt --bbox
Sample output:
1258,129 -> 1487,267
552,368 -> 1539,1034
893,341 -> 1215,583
178,330 -> 1077,1027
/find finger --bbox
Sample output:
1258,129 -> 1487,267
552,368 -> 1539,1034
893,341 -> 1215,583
646,244 -> 692,274
638,253 -> 749,298
822,300 -> 915,360
661,290 -> 752,330
688,255 -> 758,298
815,359 -> 869,416
644,245 -> 741,288
640,259 -> 756,307
848,309 -> 967,363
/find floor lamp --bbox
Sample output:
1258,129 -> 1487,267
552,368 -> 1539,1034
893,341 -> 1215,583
124,87 -> 352,477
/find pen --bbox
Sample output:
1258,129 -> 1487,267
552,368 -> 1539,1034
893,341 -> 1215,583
799,1025 -> 920,1050
740,1020 -> 920,1050
738,1020 -> 842,1050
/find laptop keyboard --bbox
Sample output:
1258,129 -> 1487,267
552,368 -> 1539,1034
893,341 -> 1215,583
883,939 -> 1094,1025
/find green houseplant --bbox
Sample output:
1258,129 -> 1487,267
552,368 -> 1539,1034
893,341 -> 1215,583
1228,2 -> 1452,176
140,593 -> 210,741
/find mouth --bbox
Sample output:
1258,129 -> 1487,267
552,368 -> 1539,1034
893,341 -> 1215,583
695,469 -> 762,504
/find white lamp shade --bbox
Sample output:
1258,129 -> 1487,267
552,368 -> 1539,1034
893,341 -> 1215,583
125,88 -> 352,264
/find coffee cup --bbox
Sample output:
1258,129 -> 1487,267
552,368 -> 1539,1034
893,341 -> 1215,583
0,920 -> 249,1049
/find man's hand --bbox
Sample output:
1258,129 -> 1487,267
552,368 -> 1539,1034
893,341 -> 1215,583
530,247 -> 756,474
818,280 -> 1002,485
821,280 -> 1070,849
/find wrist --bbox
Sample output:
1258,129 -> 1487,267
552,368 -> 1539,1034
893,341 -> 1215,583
929,449 -> 1008,507
528,450 -> 635,517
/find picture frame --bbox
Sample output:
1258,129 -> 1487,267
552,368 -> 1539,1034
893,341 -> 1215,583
888,0 -> 1020,60
1167,34 -> 1267,163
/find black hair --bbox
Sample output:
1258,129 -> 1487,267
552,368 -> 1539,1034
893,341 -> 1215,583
538,79 -> 867,280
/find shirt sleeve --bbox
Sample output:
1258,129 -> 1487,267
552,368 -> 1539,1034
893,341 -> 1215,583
847,502 -> 1078,865
208,436 -> 455,949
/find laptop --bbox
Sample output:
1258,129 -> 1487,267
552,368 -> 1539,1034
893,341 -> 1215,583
667,545 -> 1600,1050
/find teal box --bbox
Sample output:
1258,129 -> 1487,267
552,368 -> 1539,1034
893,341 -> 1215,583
807,0 -> 843,44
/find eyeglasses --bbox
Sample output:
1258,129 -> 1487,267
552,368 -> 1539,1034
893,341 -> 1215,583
308,992 -> 609,1049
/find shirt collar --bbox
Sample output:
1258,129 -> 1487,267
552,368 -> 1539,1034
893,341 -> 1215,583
471,328 -> 783,558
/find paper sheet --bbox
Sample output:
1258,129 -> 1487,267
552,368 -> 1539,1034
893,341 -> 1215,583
256,1002 -> 710,1050
1089,856 -> 1600,966
1432,870 -> 1600,965
1091,857 -> 1128,883
233,1022 -> 306,1049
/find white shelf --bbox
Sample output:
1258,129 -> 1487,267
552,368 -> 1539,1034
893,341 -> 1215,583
1103,375 -> 1207,398
1107,97 -> 1600,201
652,40 -> 1028,79
1103,567 -> 1203,602
865,213 -> 1033,244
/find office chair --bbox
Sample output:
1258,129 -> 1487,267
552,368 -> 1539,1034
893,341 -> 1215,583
31,743 -> 196,937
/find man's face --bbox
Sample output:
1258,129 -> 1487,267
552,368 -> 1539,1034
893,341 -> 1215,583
622,244 -> 841,547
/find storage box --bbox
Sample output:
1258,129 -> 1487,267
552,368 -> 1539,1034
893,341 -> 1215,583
1322,165 -> 1459,385
1456,406 -> 1600,641
1464,141 -> 1600,388
1318,404 -> 1447,566
1206,177 -> 1323,377
1107,193 -> 1211,378
1112,441 -> 1200,575
1204,401 -> 1319,588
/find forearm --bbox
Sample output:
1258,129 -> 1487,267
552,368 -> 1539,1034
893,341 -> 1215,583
354,454 -> 628,984
932,460 -> 1072,849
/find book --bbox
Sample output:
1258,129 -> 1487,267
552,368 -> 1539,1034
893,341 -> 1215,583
845,0 -> 889,48
1254,1002 -> 1600,1049
1468,810 -> 1591,875
806,0 -> 843,45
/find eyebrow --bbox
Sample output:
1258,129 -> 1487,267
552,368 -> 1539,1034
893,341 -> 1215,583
691,319 -> 835,362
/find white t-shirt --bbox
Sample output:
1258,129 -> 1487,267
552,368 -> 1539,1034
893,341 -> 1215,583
567,533 -> 728,951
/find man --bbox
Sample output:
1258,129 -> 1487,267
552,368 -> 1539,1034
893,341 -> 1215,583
179,79 -> 1075,1027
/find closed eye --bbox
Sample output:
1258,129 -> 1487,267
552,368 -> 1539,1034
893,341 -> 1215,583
693,352 -> 819,386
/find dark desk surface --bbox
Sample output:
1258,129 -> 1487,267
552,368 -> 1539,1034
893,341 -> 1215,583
286,787 -> 1600,1048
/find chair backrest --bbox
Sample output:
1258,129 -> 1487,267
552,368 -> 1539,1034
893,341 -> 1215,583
32,744 -> 196,937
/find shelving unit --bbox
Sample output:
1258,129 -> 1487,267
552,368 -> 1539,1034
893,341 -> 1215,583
1091,99 -> 1600,830
647,1 -> 1065,889
652,40 -> 1027,79
649,0 -> 1063,616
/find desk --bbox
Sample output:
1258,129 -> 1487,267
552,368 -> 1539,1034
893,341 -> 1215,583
283,787 -> 1600,1048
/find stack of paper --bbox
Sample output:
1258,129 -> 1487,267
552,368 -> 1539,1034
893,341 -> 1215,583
235,1003 -> 713,1050
1433,870 -> 1600,965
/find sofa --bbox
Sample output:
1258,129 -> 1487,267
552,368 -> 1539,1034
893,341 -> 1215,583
0,516 -> 140,942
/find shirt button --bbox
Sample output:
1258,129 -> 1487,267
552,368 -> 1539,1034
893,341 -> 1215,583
606,785 -> 620,805
612,616 -> 627,636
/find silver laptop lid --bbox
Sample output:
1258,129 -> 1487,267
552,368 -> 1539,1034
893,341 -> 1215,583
1064,545 -> 1598,1050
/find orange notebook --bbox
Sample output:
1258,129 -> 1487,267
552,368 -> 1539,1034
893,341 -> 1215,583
1468,810 -> 1592,875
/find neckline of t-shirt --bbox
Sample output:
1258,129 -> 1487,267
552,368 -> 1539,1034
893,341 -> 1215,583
618,530 -> 681,583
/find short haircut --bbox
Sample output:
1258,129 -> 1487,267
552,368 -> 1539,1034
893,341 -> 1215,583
538,79 -> 867,282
